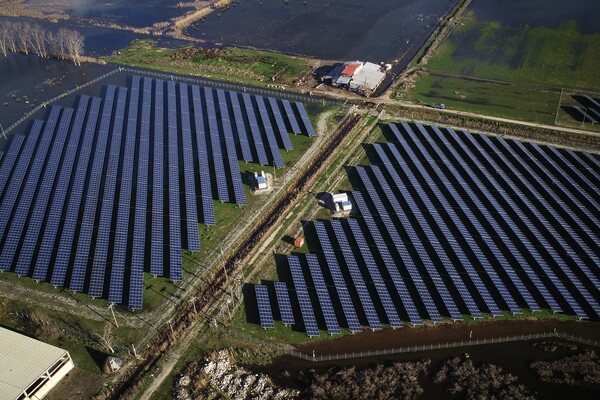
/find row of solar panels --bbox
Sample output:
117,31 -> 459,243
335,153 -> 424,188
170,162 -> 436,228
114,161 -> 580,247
569,95 -> 600,124
0,75 -> 318,309
257,122 -> 600,336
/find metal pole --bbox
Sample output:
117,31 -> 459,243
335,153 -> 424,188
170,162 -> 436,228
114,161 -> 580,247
0,123 -> 5,139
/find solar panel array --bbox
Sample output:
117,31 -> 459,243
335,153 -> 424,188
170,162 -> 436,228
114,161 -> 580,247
0,75 -> 317,309
274,121 -> 599,335
372,122 -> 600,320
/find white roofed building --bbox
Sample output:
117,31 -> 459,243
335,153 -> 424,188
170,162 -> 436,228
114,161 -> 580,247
0,327 -> 75,400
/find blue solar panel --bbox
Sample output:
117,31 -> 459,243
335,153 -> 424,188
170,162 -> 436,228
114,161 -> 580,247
458,131 -> 591,319
0,109 -> 60,274
0,134 -> 25,196
478,134 -> 600,317
351,174 -> 444,323
305,253 -> 341,335
255,96 -> 284,168
179,83 -> 201,251
151,80 -> 165,276
109,77 -> 140,303
241,93 -> 269,166
229,91 -> 253,162
49,96 -> 101,286
19,97 -> 87,279
358,168 -> 462,321
335,219 -> 403,328
2,107 -> 72,276
88,86 -> 128,298
399,123 -> 530,314
329,220 -> 384,330
204,87 -> 229,203
541,145 -> 600,213
281,99 -> 302,134
255,285 -> 274,329
129,77 -> 153,309
377,142 -> 498,317
267,97 -> 293,150
0,112 -> 54,249
408,126 -> 544,314
312,221 -> 362,332
287,255 -> 320,337
346,214 -> 422,325
191,84 -> 215,225
274,281 -> 295,326
295,101 -> 316,137
445,128 -> 581,317
167,80 -> 182,281
509,139 -> 600,252
216,89 -> 246,205
363,165 -> 464,321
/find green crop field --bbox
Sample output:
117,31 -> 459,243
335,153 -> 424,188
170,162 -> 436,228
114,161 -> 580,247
404,11 -> 600,123
109,40 -> 311,87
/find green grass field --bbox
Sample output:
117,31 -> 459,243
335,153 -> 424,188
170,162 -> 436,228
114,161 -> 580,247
403,12 -> 600,123
109,40 -> 311,87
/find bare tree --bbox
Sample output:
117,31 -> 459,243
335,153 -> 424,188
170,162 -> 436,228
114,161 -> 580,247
14,22 -> 31,55
5,22 -> 17,53
30,23 -> 48,58
0,23 -> 8,57
52,28 -> 68,59
63,28 -> 84,65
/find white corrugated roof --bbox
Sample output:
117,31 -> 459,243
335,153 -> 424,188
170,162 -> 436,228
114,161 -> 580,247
0,327 -> 69,400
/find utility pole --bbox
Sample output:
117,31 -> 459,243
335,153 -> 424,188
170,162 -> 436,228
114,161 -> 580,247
108,303 -> 119,327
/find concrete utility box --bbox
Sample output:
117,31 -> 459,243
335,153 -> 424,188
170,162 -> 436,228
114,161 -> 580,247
255,171 -> 268,190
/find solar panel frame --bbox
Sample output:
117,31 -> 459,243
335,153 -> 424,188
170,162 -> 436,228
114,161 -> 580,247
337,219 -> 403,328
204,87 -> 230,203
255,285 -> 275,329
216,89 -> 246,205
274,281 -> 295,326
228,91 -> 254,162
313,221 -> 363,332
108,77 -> 140,303
167,80 -> 183,281
287,255 -> 320,337
267,97 -> 293,150
255,95 -> 284,168
18,98 -> 87,279
281,99 -> 302,134
0,111 -> 55,247
294,101 -> 316,137
352,175 -> 444,323
461,131 -> 592,318
88,86 -> 128,298
329,220 -> 385,329
479,134 -> 600,317
241,93 -> 269,166
191,84 -> 216,225
0,134 -> 25,197
2,107 -> 72,276
49,95 -> 102,286
179,83 -> 201,251
445,128 -> 582,317
305,253 -> 341,335
129,77 -> 153,309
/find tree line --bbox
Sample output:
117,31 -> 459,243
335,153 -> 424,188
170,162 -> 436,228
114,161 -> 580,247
0,21 -> 85,66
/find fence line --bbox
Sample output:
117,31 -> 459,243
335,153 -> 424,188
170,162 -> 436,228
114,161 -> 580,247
220,328 -> 599,363
2,68 -> 120,137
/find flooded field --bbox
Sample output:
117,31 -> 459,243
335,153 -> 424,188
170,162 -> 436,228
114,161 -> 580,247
186,0 -> 457,62
257,319 -> 600,399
